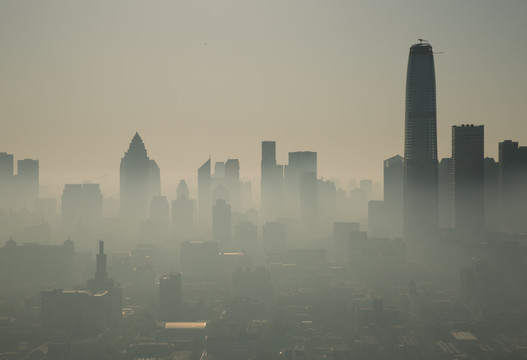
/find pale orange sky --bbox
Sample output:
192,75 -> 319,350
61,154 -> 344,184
1,1 -> 526,198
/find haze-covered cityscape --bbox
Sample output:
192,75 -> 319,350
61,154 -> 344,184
2,1 -> 527,360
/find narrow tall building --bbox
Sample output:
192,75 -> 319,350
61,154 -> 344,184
285,151 -> 317,219
261,141 -> 284,221
452,125 -> 484,234
159,273 -> 183,322
16,158 -> 39,209
198,158 -> 211,225
120,133 -> 158,219
403,40 -> 438,241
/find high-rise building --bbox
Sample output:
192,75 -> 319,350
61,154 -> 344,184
212,199 -> 231,250
225,159 -> 240,210
452,125 -> 484,234
172,180 -> 194,239
499,140 -> 527,233
0,152 -> 14,209
197,159 -> 211,225
61,183 -> 103,231
403,40 -> 438,241
120,133 -> 159,219
159,273 -> 183,322
484,157 -> 499,230
261,141 -> 284,221
285,151 -> 317,219
16,158 -> 39,209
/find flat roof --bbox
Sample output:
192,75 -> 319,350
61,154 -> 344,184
164,322 -> 207,330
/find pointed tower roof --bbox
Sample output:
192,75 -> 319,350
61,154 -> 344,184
125,132 -> 148,157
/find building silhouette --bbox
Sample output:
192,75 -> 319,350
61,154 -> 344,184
261,141 -> 284,222
159,273 -> 183,322
120,133 -> 160,219
197,158 -> 211,226
212,199 -> 231,251
0,152 -> 14,210
403,40 -> 438,241
172,180 -> 194,239
452,125 -> 484,234
438,157 -> 453,228
61,183 -> 103,231
225,159 -> 241,211
285,151 -> 317,219
499,140 -> 527,233
16,158 -> 39,209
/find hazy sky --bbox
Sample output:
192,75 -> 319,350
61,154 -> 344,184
1,1 -> 526,198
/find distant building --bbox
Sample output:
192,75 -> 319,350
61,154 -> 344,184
438,158 -> 453,228
159,273 -> 183,322
16,158 -> 39,209
499,140 -> 527,233
261,141 -> 284,222
120,133 -> 159,219
403,41 -> 439,241
285,151 -> 317,219
212,199 -> 231,251
197,159 -> 211,226
484,157 -> 499,230
225,159 -> 241,210
0,152 -> 14,209
452,125 -> 484,235
61,183 -> 103,231
172,180 -> 194,239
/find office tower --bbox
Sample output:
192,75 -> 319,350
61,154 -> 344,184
214,161 -> 225,178
484,157 -> 499,230
61,183 -> 103,231
384,155 -> 404,237
16,158 -> 39,209
438,158 -> 453,228
499,140 -> 527,233
0,152 -> 14,209
172,180 -> 194,239
120,133 -> 159,219
176,179 -> 190,199
86,241 -> 123,329
285,151 -> 317,219
452,125 -> 484,234
148,159 -> 161,200
225,159 -> 241,210
159,273 -> 183,322
197,158 -> 211,225
318,179 -> 336,220
262,221 -> 286,252
212,199 -> 231,250
234,221 -> 258,254
403,40 -> 439,241
261,141 -> 284,221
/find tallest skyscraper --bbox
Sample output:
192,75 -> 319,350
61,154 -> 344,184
403,40 -> 439,241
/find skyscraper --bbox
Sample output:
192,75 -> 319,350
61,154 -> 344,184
261,141 -> 284,221
159,273 -> 183,322
212,199 -> 231,251
197,158 -> 211,226
16,158 -> 39,209
0,152 -> 14,209
120,133 -> 158,219
285,151 -> 317,219
403,40 -> 438,241
452,125 -> 484,234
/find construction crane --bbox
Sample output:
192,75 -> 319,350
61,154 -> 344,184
418,38 -> 428,43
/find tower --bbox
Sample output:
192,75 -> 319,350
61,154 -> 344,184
212,199 -> 231,251
16,158 -> 39,209
120,133 -> 158,219
403,40 -> 438,241
452,125 -> 484,234
261,141 -> 284,221
159,273 -> 183,322
198,158 -> 211,226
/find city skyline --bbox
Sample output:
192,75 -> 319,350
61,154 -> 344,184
1,1 -> 527,197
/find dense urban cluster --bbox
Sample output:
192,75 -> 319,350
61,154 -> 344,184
1,41 -> 527,360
